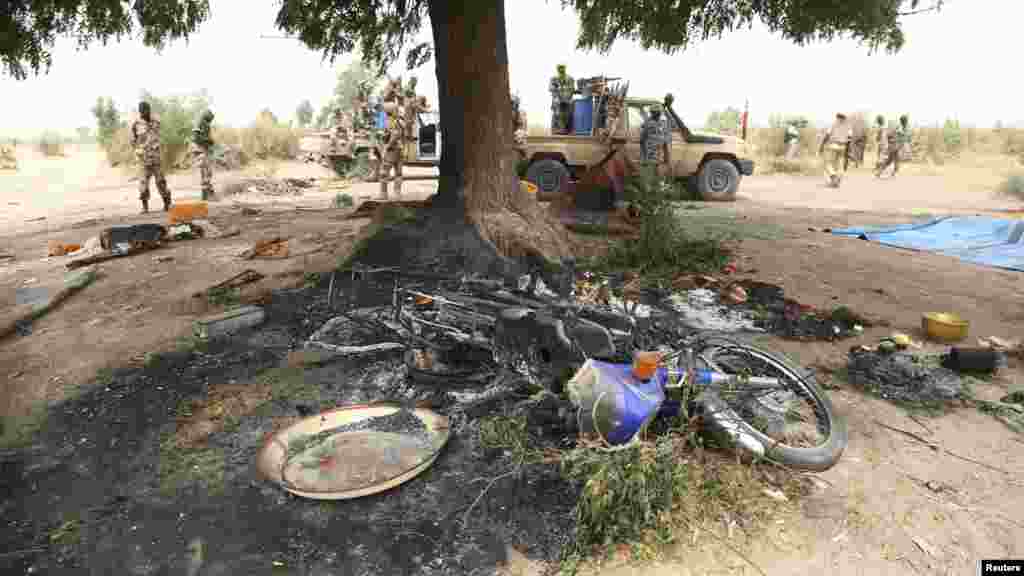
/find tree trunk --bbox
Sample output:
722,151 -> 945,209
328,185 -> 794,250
426,0 -> 571,265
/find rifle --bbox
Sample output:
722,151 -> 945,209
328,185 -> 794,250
844,141 -> 850,171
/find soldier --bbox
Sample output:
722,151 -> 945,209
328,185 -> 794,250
640,106 -> 669,177
131,101 -> 171,213
549,64 -> 576,134
873,115 -> 888,176
330,108 -> 353,158
784,120 -> 801,160
511,93 -> 528,146
191,110 -> 215,200
819,112 -> 853,188
876,114 -> 911,178
378,77 -> 407,199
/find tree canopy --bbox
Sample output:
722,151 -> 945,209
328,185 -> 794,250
2,0 -> 941,82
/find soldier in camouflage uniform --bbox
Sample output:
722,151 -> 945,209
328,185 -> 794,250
549,64 -> 576,134
640,106 -> 669,176
192,110 -> 215,200
131,101 -> 171,213
876,115 -> 911,178
377,77 -> 407,199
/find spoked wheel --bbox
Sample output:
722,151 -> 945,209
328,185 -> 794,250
687,332 -> 847,471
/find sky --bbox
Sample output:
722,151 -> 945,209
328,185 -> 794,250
1,0 -> 1021,139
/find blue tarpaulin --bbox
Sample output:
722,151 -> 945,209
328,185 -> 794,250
831,216 -> 1024,272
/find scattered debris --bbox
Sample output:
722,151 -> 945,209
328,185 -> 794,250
154,255 -> 175,263
0,253 -> 15,263
0,267 -> 98,341
168,202 -> 209,225
193,305 -> 267,340
192,270 -> 265,299
666,289 -> 762,333
942,347 -> 1005,373
25,217 -> 46,222
978,336 -> 1023,357
256,403 -> 450,500
47,241 -> 82,257
847,348 -> 965,406
168,222 -> 204,241
240,237 -> 290,260
922,312 -> 969,343
223,177 -> 308,198
99,224 -> 167,250
240,207 -> 262,216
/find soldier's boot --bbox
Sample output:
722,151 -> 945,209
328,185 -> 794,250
162,195 -> 171,212
393,176 -> 403,198
140,199 -> 149,214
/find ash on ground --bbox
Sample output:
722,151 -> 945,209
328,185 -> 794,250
846,348 -> 967,407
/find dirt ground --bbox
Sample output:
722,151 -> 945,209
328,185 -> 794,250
2,144 -> 1022,575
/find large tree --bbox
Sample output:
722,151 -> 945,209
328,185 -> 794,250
2,0 -> 941,272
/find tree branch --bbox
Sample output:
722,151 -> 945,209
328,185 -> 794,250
898,3 -> 944,17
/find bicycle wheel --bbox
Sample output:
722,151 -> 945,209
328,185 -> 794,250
687,332 -> 847,471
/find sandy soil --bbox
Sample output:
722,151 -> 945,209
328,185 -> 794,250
2,143 -> 1022,575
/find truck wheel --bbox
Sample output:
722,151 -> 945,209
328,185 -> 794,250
697,158 -> 740,201
526,158 -> 570,202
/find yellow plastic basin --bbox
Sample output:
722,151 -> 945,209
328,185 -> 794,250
922,312 -> 969,342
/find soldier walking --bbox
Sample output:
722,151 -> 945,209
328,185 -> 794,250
131,101 -> 171,213
873,115 -> 888,175
192,110 -> 215,200
549,64 -> 576,134
876,115 -> 911,178
819,112 -> 853,188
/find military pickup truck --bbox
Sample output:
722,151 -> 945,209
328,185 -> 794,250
300,110 -> 442,169
518,97 -> 755,201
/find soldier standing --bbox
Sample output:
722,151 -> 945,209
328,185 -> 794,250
131,101 -> 171,213
640,106 -> 669,177
192,110 -> 215,201
378,77 -> 406,199
876,114 -> 911,178
549,64 -> 576,134
819,112 -> 853,188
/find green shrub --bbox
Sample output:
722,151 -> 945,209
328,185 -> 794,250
597,167 -> 733,277
943,118 -> 962,154
998,173 -> 1024,201
332,193 -> 354,208
37,131 -> 66,157
91,96 -> 121,150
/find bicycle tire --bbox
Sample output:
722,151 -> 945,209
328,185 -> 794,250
688,331 -> 848,472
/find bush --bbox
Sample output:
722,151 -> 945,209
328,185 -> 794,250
91,96 -> 121,150
37,131 -> 66,157
943,118 -> 963,154
597,167 -> 733,277
998,173 -> 1024,201
241,110 -> 299,160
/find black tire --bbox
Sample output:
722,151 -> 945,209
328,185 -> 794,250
696,158 -> 740,202
526,158 -> 570,202
688,332 -> 848,471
